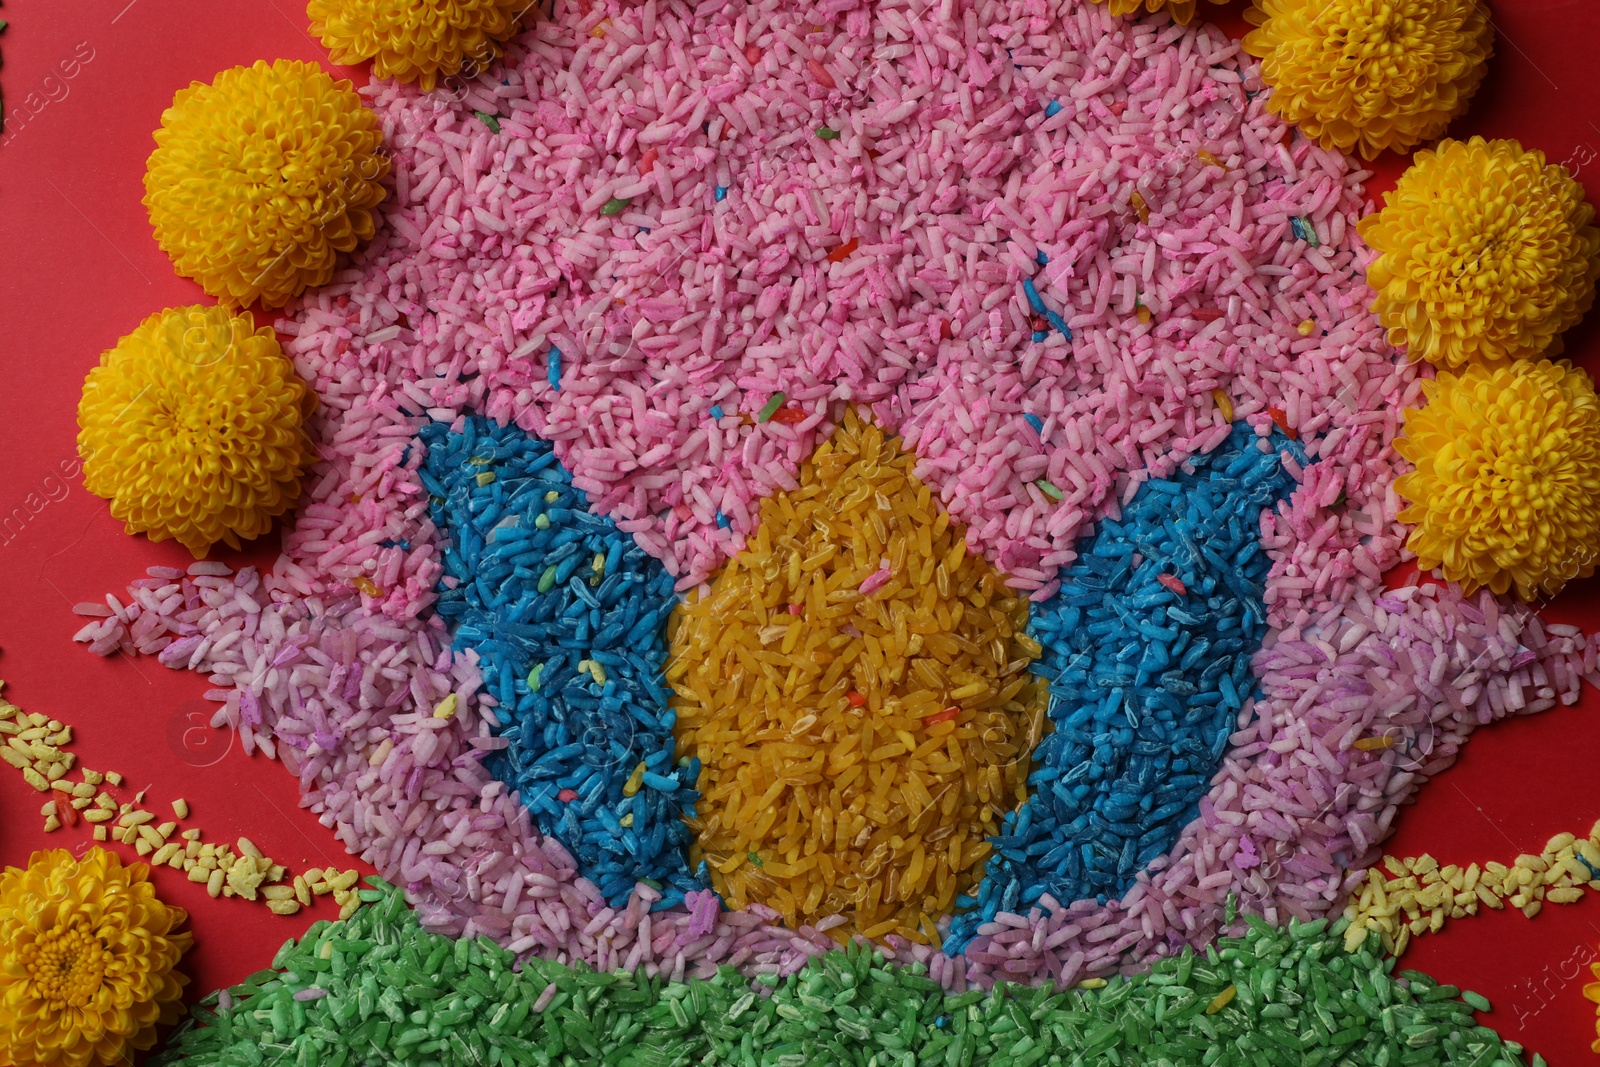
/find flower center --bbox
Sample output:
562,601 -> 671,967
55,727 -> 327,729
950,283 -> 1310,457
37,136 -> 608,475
1330,8 -> 1404,55
1323,4 -> 1432,96
24,919 -> 108,1007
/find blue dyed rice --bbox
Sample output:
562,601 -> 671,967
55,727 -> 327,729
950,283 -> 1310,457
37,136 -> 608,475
420,416 -> 701,906
948,423 -> 1306,948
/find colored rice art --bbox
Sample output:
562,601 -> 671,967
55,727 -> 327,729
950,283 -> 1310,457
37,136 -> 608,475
669,411 -> 1046,945
74,0 -> 1599,1050
156,879 -> 1541,1066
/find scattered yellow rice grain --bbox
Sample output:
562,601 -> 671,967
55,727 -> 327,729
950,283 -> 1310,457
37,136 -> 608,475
1129,189 -> 1149,223
1348,825 -> 1600,955
172,798 -> 190,820
92,825 -> 108,842
669,411 -> 1045,944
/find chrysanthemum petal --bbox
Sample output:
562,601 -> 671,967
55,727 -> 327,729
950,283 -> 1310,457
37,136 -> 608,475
0,849 -> 191,1067
1243,0 -> 1492,159
1396,360 -> 1600,600
144,59 -> 389,309
308,0 -> 531,90
1099,0 -> 1228,24
77,305 -> 318,557
1359,137 -> 1600,368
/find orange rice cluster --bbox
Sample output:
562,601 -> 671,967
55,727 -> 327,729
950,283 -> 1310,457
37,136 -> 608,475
669,412 -> 1046,945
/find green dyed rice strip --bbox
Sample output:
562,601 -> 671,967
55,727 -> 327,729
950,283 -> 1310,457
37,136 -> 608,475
600,196 -> 632,216
1036,479 -> 1065,502
757,393 -> 786,423
473,111 -> 501,133
155,883 -> 1545,1067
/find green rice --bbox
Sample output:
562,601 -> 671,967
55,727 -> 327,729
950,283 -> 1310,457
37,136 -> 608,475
154,882 -> 1537,1067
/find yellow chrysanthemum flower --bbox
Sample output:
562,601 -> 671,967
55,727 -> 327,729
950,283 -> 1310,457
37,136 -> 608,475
1360,137 -> 1600,369
78,305 -> 318,557
1396,360 -> 1600,601
1243,0 -> 1493,159
1093,0 -> 1227,25
144,59 -> 389,309
308,0 -> 530,91
0,848 -> 191,1067
1586,960 -> 1600,1053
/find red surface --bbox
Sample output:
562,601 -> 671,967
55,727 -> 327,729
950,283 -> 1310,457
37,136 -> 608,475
0,0 -> 378,1050
0,0 -> 1597,1061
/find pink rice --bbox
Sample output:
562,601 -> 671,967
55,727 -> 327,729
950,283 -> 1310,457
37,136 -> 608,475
73,0 -> 1597,989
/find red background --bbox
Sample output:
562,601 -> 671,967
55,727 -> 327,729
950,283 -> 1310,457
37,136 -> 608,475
0,0 -> 1597,1061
